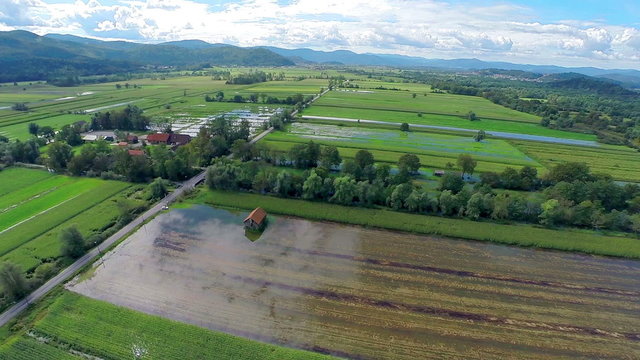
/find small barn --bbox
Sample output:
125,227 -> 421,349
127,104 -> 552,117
243,207 -> 267,231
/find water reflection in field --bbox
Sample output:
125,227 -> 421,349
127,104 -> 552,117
70,206 -> 640,359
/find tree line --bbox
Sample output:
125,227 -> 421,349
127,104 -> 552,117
207,142 -> 640,235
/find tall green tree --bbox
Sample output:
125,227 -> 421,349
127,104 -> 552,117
320,146 -> 342,169
148,178 -> 168,200
354,150 -> 374,169
0,262 -> 28,301
331,176 -> 358,205
46,141 -> 73,171
302,170 -> 324,200
398,154 -> 421,174
457,154 -> 477,177
60,226 -> 85,259
28,122 -> 39,136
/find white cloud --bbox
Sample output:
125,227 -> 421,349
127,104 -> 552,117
0,0 -> 639,68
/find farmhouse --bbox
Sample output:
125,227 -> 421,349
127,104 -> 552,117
147,133 -> 171,144
146,133 -> 191,147
243,207 -> 267,231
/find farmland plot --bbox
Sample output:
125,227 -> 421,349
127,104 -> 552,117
511,140 -> 640,182
0,168 -> 131,272
265,123 -> 543,173
302,105 -> 596,141
316,88 -> 541,123
69,206 -> 640,359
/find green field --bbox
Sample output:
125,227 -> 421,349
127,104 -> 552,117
0,291 -> 331,360
0,168 -> 131,273
265,123 -> 542,173
316,89 -> 541,123
0,167 -> 53,196
192,189 -> 640,259
301,106 -> 597,141
0,73 -> 330,140
511,140 -> 640,182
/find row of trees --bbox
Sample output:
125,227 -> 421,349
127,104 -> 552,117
208,141 -> 640,234
205,91 -> 312,106
90,105 -> 149,131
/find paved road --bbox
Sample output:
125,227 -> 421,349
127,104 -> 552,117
300,115 -> 600,147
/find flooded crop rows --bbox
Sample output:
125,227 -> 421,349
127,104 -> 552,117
69,206 -> 640,359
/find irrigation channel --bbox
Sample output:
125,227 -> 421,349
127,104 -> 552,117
69,206 -> 640,359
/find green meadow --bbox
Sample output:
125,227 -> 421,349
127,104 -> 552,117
0,291 -> 331,360
511,140 -> 640,182
316,88 -> 541,123
0,168 -> 132,273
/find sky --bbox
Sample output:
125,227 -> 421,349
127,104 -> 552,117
1,0 -> 639,69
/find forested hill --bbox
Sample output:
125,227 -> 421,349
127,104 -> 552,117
0,30 -> 294,83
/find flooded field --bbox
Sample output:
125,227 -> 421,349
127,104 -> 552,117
69,206 -> 640,359
168,107 -> 282,137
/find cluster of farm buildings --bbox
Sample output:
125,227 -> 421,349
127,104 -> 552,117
81,131 -> 192,157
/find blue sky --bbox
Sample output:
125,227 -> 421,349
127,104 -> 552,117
1,0 -> 639,69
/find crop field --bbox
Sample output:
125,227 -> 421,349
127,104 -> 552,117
0,292 -> 330,360
64,205 -> 640,359
0,168 -> 131,272
316,88 -> 541,123
0,167 -> 53,197
301,105 -> 597,141
511,140 -> 640,182
264,123 -> 543,173
0,71 -> 332,140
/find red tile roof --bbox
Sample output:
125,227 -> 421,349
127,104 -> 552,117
243,207 -> 267,225
147,133 -> 171,143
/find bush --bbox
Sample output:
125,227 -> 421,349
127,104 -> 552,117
34,262 -> 58,282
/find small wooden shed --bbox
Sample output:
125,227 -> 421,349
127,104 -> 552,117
243,207 -> 267,231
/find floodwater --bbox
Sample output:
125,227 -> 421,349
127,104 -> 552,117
69,206 -> 640,359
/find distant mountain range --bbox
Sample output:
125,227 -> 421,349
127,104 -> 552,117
0,31 -> 293,82
258,47 -> 640,88
1,30 -> 639,88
